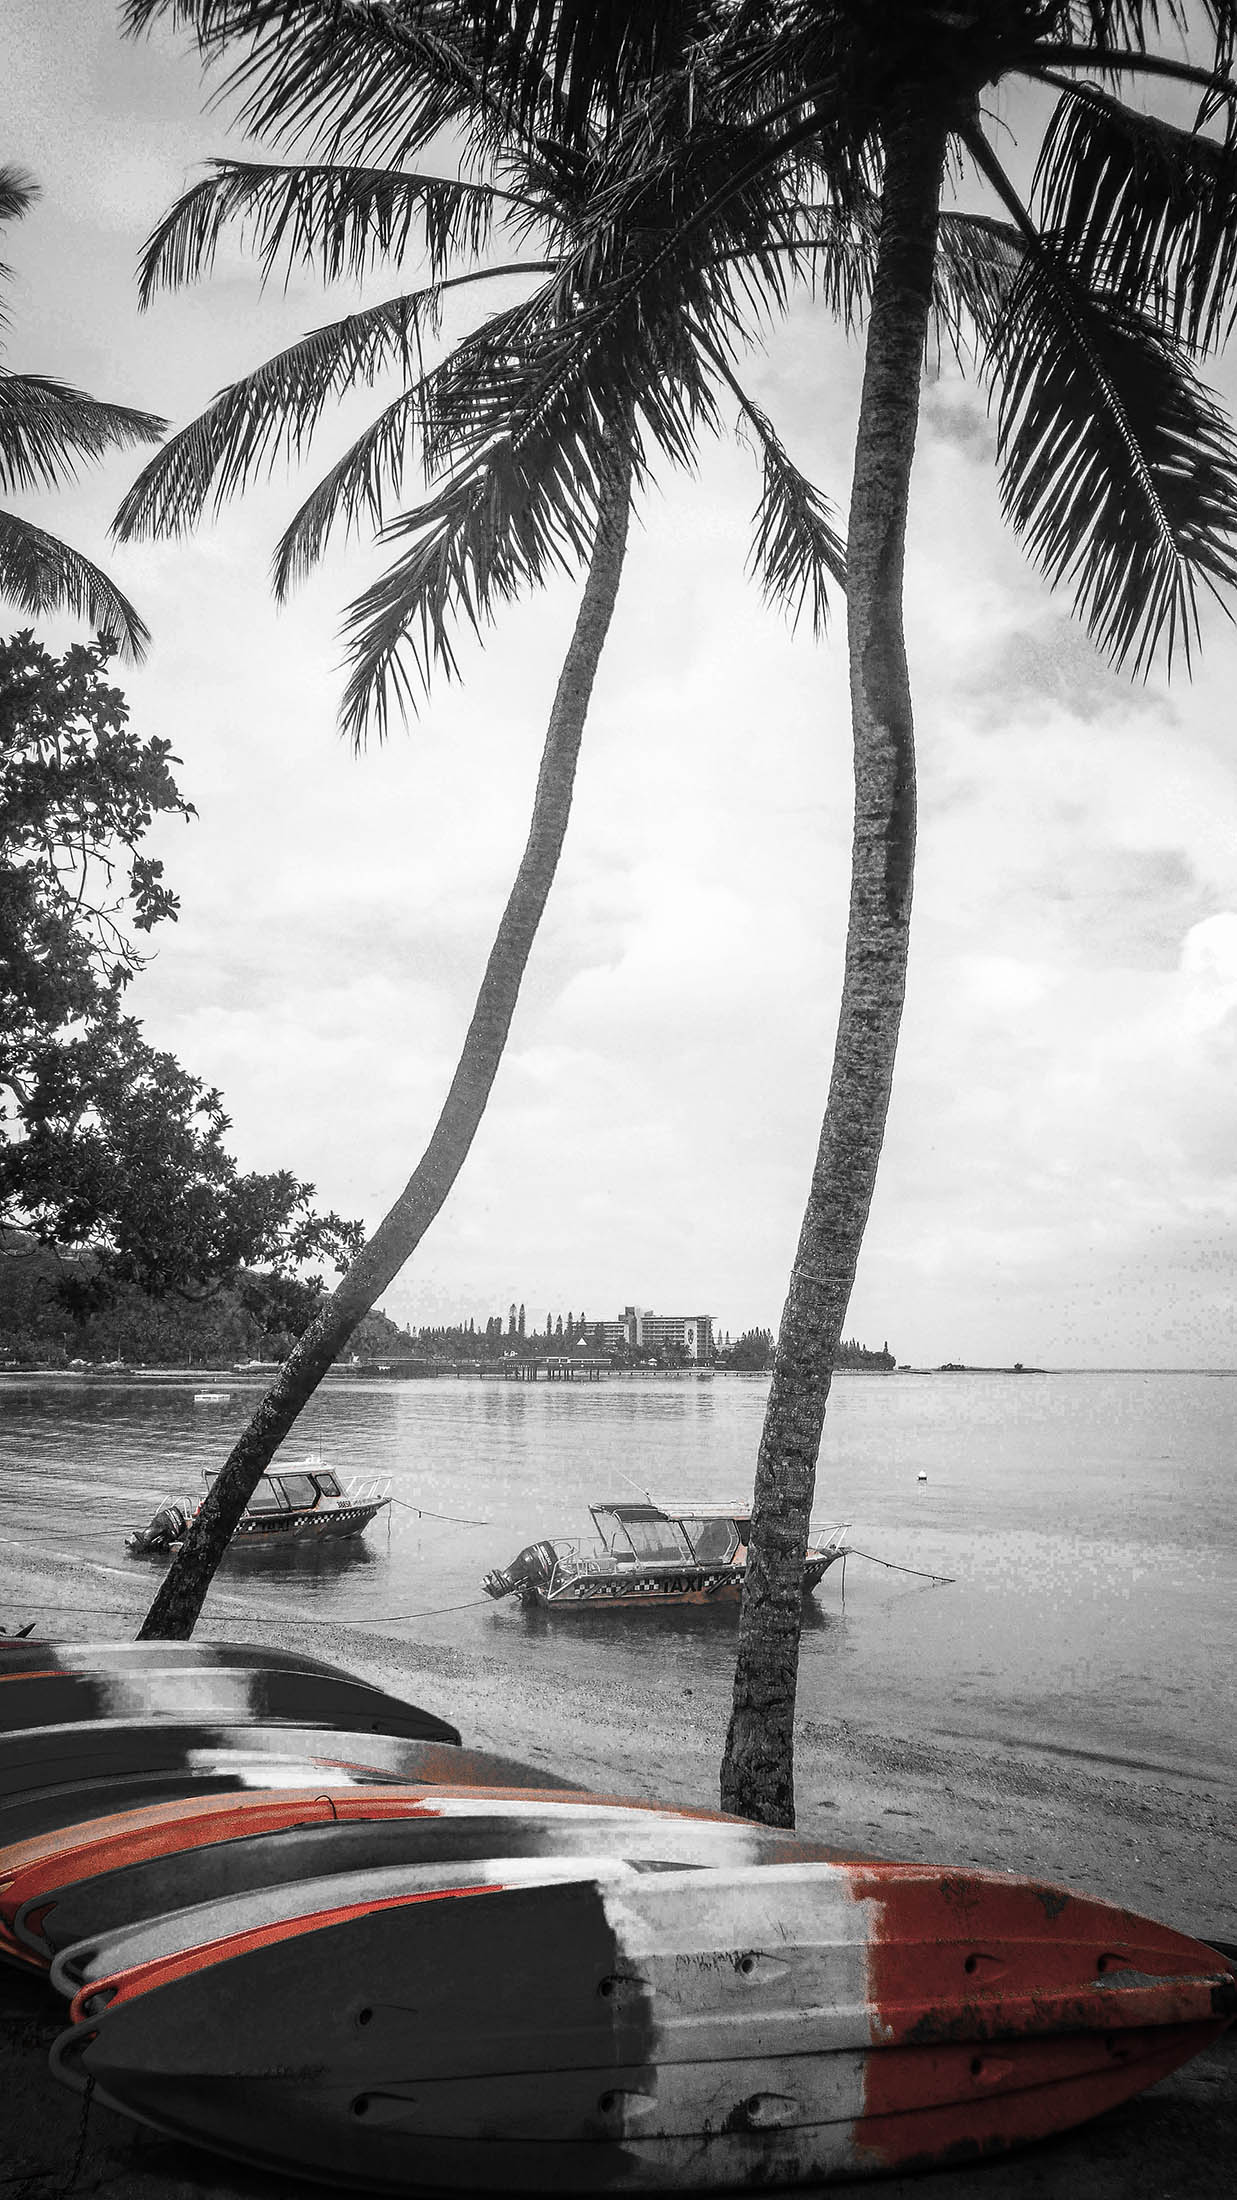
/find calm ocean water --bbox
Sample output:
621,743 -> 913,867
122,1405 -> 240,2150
0,1369 -> 1231,1784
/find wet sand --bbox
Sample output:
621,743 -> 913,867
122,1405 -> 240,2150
2,1542 -> 1233,2196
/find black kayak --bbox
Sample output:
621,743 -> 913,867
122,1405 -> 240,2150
0,1667 -> 459,1745
0,1639 -> 364,1683
0,1723 -> 578,1849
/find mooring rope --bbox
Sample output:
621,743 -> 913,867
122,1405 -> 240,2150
842,1545 -> 955,1584
389,1498 -> 491,1527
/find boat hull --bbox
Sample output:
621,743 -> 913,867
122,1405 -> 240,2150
525,1555 -> 836,1612
51,1860 -> 1234,2191
201,1497 -> 390,1546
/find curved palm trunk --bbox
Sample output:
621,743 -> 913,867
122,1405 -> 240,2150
720,110 -> 948,1826
138,436 -> 633,1641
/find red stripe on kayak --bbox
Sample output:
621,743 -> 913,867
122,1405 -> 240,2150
67,1881 -> 501,2025
851,1866 -> 1234,2168
0,1789 -> 503,1907
0,1917 -> 47,1971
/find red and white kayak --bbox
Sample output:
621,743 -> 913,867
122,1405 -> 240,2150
4,1788 -> 846,1971
51,1855 -> 1235,2190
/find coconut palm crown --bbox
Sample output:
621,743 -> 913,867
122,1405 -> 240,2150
115,0 -> 859,741
0,166 -> 163,656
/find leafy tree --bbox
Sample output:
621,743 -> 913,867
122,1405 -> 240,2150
407,0 -> 1237,1826
4,1012 -> 360,1296
0,629 -> 360,1294
118,0 -> 847,1639
0,628 -> 191,1047
730,1326 -> 775,1372
0,168 -> 161,655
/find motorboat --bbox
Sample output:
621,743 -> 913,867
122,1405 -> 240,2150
483,1500 -> 847,1611
126,1460 -> 392,1554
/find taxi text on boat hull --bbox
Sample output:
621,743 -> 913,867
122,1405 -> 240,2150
483,1502 -> 847,1612
126,1463 -> 391,1555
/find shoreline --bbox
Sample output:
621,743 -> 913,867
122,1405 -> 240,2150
2,1539 -> 1233,2198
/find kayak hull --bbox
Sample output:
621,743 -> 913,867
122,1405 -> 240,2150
52,1861 -> 1235,2192
8,1794 -> 851,1968
0,1668 -> 460,1744
0,1726 -> 581,1852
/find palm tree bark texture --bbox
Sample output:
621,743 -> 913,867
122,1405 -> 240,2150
721,107 -> 949,1826
138,431 -> 632,1640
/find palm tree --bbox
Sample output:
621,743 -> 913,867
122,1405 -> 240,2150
394,0 -> 1237,1826
0,166 -> 162,656
117,1 -> 846,1637
121,14 -> 1237,1842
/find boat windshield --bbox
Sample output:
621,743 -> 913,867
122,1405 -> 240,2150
275,1473 -> 318,1508
245,1479 -> 286,1512
608,1513 -> 694,1562
678,1516 -> 739,1564
313,1472 -> 341,1498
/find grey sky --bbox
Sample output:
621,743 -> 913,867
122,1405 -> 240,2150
5,2 -> 1235,1365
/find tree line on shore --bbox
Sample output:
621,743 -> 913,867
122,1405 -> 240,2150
412,1315 -> 895,1373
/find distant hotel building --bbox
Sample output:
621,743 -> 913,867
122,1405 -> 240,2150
596,1306 -> 715,1361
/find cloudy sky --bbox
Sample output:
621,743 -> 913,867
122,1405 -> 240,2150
5,3 -> 1235,1367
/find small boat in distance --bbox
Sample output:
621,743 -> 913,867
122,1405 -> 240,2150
126,1462 -> 392,1556
483,1500 -> 847,1612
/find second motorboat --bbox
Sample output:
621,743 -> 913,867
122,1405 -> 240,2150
483,1499 -> 847,1611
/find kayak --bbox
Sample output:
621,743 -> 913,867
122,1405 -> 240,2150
4,1790 -> 850,1968
0,1725 -> 581,1850
0,1639 -> 363,1683
0,1667 -> 461,1745
50,1855 -> 1234,2190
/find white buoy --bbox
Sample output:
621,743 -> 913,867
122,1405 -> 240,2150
917,1470 -> 928,1482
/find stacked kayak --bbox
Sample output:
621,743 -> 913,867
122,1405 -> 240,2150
3,1639 -> 1233,2191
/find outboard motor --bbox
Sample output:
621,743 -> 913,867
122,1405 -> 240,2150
482,1541 -> 559,1602
126,1497 -> 190,1556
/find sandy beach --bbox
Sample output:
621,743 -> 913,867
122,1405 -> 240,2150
2,1539 -> 1233,2197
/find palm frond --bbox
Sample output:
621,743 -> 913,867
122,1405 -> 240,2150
0,376 -> 165,496
139,157 -> 523,304
1034,81 -> 1237,354
990,251 -> 1237,673
125,3 -> 519,172
337,346 -> 649,738
271,287 -> 552,594
113,287 -> 465,541
695,335 -> 843,634
933,212 -> 1023,351
741,402 -> 845,636
0,508 -> 151,658
0,163 -> 37,227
